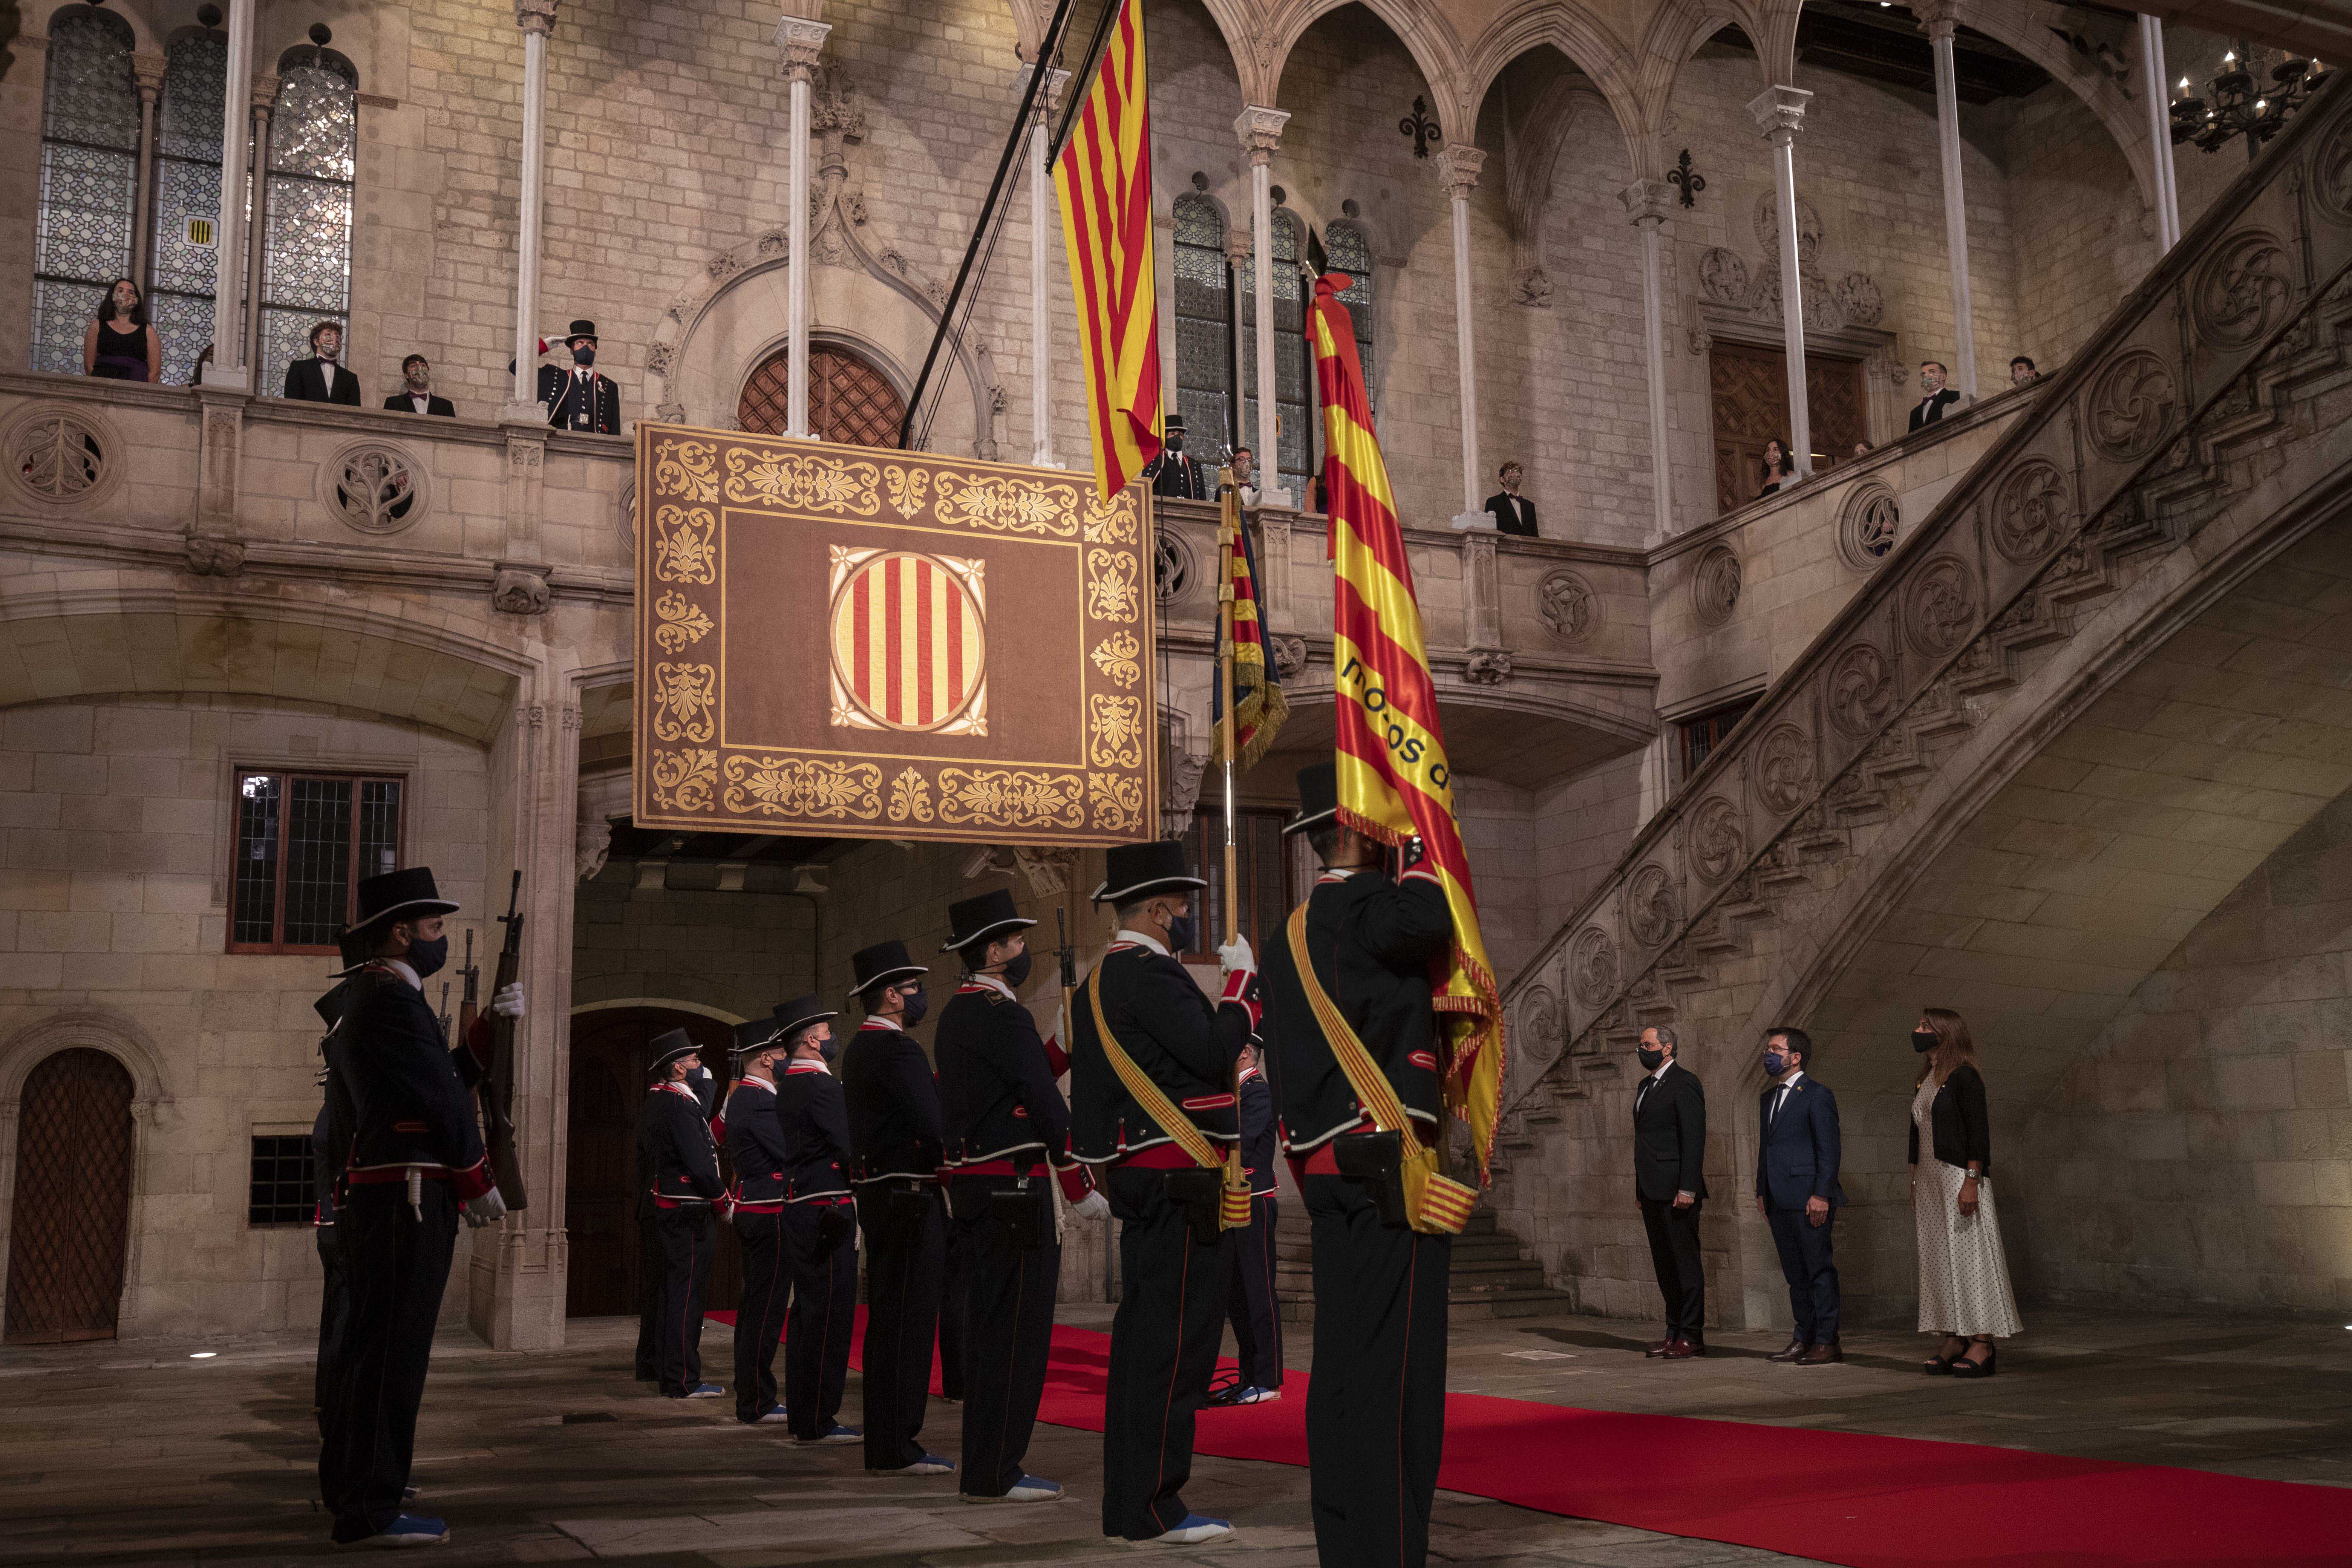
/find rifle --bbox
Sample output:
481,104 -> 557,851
456,928 -> 479,1047
482,870 -> 529,1209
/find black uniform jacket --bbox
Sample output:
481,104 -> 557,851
323,963 -> 492,1199
1632,1061 -> 1709,1202
1236,1067 -> 1277,1196
841,1020 -> 945,1184
1145,450 -> 1208,500
1259,868 -> 1453,1155
284,355 -> 361,404
383,392 -> 456,416
538,363 -> 622,433
641,1081 -> 725,1205
1069,937 -> 1251,1164
730,1062 -> 855,1204
937,980 -> 1080,1172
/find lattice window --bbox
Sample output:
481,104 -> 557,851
1324,218 -> 1375,396
1171,193 -> 1233,457
248,1134 -> 315,1225
29,7 -> 139,376
736,344 -> 908,448
230,769 -> 403,953
150,29 -> 229,387
259,55 -> 356,395
1239,208 -> 1314,505
1680,695 -> 1759,780
1184,808 -> 1294,959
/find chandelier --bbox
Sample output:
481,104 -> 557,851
2171,41 -> 2332,162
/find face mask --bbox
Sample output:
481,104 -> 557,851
573,345 -> 596,366
407,369 -> 429,387
897,987 -> 928,1029
996,951 -> 1033,988
1164,913 -> 1197,952
1165,434 -> 1184,453
1912,1030 -> 1939,1053
818,1033 -> 841,1063
406,933 -> 449,978
1764,1051 -> 1788,1076
317,341 -> 339,362
1636,1045 -> 1665,1071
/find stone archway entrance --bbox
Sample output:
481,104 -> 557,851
4,1049 -> 135,1344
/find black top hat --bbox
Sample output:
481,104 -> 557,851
648,1028 -> 702,1081
565,318 -> 598,343
1283,761 -> 1341,837
941,888 -> 1037,954
731,1016 -> 782,1062
849,940 -> 928,999
346,866 -> 459,937
1091,840 -> 1208,905
1163,412 -> 1187,432
772,993 -> 839,1044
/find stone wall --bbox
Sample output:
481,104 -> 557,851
2000,80 -> 2158,373
571,862 -> 818,1024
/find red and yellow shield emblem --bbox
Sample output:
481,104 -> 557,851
827,547 -> 988,735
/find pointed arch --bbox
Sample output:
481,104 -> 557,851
1260,0 -> 1469,142
1459,0 -> 1646,170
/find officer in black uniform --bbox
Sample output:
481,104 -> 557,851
317,868 -> 514,1549
724,1014 -> 795,1426
1143,413 -> 1209,499
839,940 -> 955,1477
769,995 -> 862,1445
310,930 -> 368,1430
636,1046 -> 718,1381
642,1029 -> 727,1399
1257,762 -> 1457,1568
1069,841 -> 1258,1546
1208,1033 -> 1285,1406
936,888 -> 1111,1503
537,318 -> 621,432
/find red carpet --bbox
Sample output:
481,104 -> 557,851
706,1309 -> 2352,1565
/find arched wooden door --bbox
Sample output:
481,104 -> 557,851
736,344 -> 907,448
565,1008 -> 743,1318
5,1049 -> 135,1344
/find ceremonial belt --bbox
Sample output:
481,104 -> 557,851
1086,964 -> 1250,1228
945,1159 -> 1037,1178
1285,903 -> 1478,1235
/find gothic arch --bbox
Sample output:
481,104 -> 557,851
1459,0 -> 1647,166
1628,0 -> 1780,151
1261,0 -> 1470,142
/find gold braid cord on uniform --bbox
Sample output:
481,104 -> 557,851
1285,903 -> 1479,1235
1086,962 -> 1251,1229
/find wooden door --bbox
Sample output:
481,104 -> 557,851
5,1049 -> 135,1344
565,1008 -> 743,1318
1709,341 -> 1868,513
737,346 -> 907,449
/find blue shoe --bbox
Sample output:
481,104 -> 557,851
345,1513 -> 447,1548
1148,1514 -> 1233,1545
1205,1381 -> 1281,1407
870,1452 -> 954,1475
684,1383 -> 725,1398
963,1474 -> 1063,1503
803,1422 -> 862,1444
751,1406 -> 791,1424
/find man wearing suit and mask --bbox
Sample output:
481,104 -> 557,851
1483,461 -> 1538,537
284,320 -> 361,405
538,319 -> 622,433
641,1031 -> 727,1400
1207,1033 -> 1282,1408
1756,1026 -> 1845,1364
1144,413 -> 1209,500
1909,360 -> 1962,430
384,355 -> 455,417
1633,1023 -> 1708,1358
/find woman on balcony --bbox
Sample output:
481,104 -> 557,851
1757,438 -> 1795,499
83,279 -> 158,384
1909,1007 -> 2021,1377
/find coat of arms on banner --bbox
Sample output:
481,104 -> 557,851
632,424 -> 1157,848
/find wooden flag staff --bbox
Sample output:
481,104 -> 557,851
1216,465 -> 1252,1225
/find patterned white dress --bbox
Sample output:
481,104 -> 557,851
1912,1076 -> 2023,1338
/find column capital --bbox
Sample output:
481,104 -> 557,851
776,16 -> 831,83
1910,0 -> 1962,39
1234,104 -> 1289,164
250,72 -> 279,112
1436,143 -> 1485,201
1746,83 -> 1812,142
1619,178 -> 1673,228
1015,63 -> 1071,116
514,0 -> 559,39
133,51 -> 167,95
1223,227 -> 1253,264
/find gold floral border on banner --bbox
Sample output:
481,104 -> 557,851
633,423 -> 1158,847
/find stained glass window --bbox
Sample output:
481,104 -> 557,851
1237,209 -> 1314,506
258,57 -> 356,395
151,30 -> 230,387
1170,193 -> 1233,458
30,7 -> 139,376
1325,220 -> 1375,396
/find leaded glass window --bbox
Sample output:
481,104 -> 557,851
258,57 -> 356,394
1325,219 -> 1375,397
1170,193 -> 1234,457
1238,208 -> 1314,505
229,769 -> 403,954
30,7 -> 139,375
150,30 -> 229,388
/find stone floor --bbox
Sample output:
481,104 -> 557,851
5,1303 -> 2350,1566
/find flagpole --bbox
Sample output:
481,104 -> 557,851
1216,463 -> 1250,1213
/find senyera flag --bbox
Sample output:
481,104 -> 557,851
1309,272 -> 1506,1183
1211,496 -> 1288,771
1054,0 -> 1162,501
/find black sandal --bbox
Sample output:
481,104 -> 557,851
1923,1336 -> 1967,1374
1949,1342 -> 1998,1379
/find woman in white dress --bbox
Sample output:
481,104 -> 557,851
1909,1008 -> 2020,1377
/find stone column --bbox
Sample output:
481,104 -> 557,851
131,56 -> 164,290
1917,2 -> 1977,402
507,0 -> 559,415
2139,14 -> 2182,252
1235,105 -> 1290,508
1621,178 -> 1675,540
1748,84 -> 1814,477
1023,65 -> 1069,467
779,18 -> 831,439
240,78 -> 276,387
1438,144 -> 1488,531
203,0 -> 256,388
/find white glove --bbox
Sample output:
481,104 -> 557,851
1216,934 -> 1255,976
462,1188 -> 508,1228
490,982 -> 525,1020
1070,1190 -> 1111,1222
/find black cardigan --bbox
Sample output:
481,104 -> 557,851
1907,1061 -> 1992,1176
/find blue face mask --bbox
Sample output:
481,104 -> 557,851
897,987 -> 928,1029
1164,912 -> 1197,952
406,933 -> 449,979
1764,1051 -> 1789,1077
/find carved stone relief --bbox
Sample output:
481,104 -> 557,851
1465,649 -> 1513,685
1537,570 -> 1600,644
1990,460 -> 2075,563
1901,555 -> 1977,657
321,442 -> 427,535
2194,229 -> 2293,347
2087,350 -> 2178,461
1688,796 -> 1745,883
1836,484 -> 1900,572
1692,545 -> 1743,627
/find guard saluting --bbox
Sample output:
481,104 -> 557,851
1069,841 -> 1259,1547
1257,763 -> 1457,1568
317,868 -> 518,1549
937,889 -> 1112,1504
839,940 -> 954,1478
642,1029 -> 727,1399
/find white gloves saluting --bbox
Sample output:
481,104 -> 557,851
490,982 -> 526,1020
1070,1190 -> 1112,1222
1216,935 -> 1255,977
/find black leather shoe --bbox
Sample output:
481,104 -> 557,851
1796,1341 -> 1843,1365
1766,1340 -> 1807,1363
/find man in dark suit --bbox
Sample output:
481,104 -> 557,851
1484,461 -> 1537,537
384,354 -> 455,417
1632,1023 -> 1707,1358
537,318 -> 622,433
1755,1025 -> 1845,1364
1144,413 -> 1208,500
1207,1035 -> 1282,1407
1909,360 -> 1961,430
284,320 -> 361,405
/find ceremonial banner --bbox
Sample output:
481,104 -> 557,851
1309,274 -> 1506,1183
632,425 -> 1157,847
1211,498 -> 1286,772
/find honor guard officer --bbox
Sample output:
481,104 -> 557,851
1069,841 -> 1259,1547
1257,763 -> 1457,1568
936,889 -> 1113,1504
538,319 -> 621,432
638,1046 -> 719,1381
1208,1032 -> 1283,1406
724,1015 -> 796,1426
642,1030 -> 727,1399
310,930 -> 368,1430
840,941 -> 956,1477
316,868 -> 516,1549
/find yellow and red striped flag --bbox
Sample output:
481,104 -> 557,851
1309,273 -> 1507,1184
1053,0 -> 1162,501
1212,498 -> 1288,771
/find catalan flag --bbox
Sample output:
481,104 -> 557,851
1054,0 -> 1161,501
1212,497 -> 1288,771
1309,272 -> 1507,1183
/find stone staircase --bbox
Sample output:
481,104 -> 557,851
1271,1206 -> 1575,1323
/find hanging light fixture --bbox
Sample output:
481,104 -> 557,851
2170,38 -> 2331,163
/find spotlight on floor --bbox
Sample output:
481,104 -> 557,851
189,1351 -> 217,1360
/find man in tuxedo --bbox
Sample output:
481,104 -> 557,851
1755,1026 -> 1844,1365
1229,445 -> 1260,510
1909,361 -> 1961,430
284,320 -> 361,405
384,355 -> 455,417
2010,355 -> 2040,387
1145,414 -> 1208,500
1632,1024 -> 1707,1358
537,319 -> 622,433
1484,461 -> 1537,537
